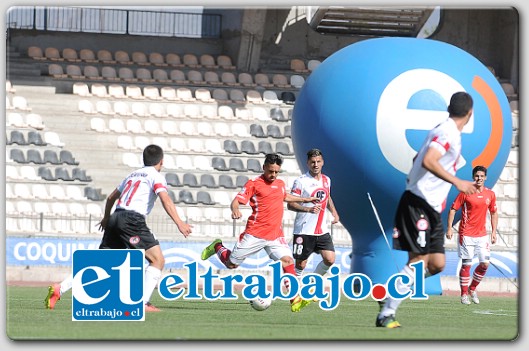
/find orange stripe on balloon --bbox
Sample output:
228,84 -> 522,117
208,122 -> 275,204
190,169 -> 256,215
471,76 -> 503,168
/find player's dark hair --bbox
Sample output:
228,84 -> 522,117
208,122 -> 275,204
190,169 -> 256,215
447,92 -> 473,117
264,153 -> 283,166
472,165 -> 487,177
143,144 -> 163,166
307,148 -> 323,159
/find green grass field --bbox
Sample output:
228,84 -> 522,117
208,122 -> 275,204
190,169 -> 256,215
6,286 -> 518,341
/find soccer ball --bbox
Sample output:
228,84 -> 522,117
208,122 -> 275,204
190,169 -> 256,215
249,296 -> 272,311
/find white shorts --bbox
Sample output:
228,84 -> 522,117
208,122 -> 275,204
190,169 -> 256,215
458,235 -> 490,263
229,233 -> 293,266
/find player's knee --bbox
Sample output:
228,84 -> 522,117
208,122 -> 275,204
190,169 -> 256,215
295,260 -> 307,271
322,258 -> 334,267
462,259 -> 472,266
479,261 -> 489,269
428,262 -> 445,275
150,256 -> 165,270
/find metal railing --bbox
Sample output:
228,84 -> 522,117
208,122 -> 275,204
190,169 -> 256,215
5,212 -> 355,245
6,212 -> 519,250
6,6 -> 221,38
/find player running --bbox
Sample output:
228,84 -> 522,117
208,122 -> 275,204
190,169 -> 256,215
201,153 -> 319,312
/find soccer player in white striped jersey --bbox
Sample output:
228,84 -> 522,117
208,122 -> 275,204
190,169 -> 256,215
288,149 -> 340,281
376,92 -> 478,328
45,145 -> 192,312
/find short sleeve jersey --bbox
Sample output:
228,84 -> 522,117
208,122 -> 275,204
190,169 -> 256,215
290,172 -> 331,235
451,188 -> 497,237
115,166 -> 167,216
406,118 -> 464,213
235,175 -> 287,240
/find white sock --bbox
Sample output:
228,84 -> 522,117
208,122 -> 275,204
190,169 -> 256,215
380,264 -> 415,317
60,275 -> 73,296
314,261 -> 331,275
295,267 -> 304,276
143,266 -> 162,304
424,268 -> 432,278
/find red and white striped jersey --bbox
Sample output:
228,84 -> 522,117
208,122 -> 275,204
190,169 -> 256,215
406,118 -> 464,213
115,166 -> 167,216
290,172 -> 331,235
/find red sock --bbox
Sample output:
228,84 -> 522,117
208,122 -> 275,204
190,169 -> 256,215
469,264 -> 488,291
215,244 -> 231,266
283,263 -> 298,303
459,265 -> 471,295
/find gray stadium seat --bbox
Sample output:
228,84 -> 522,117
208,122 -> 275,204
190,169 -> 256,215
72,167 -> 92,182
38,166 -> 57,181
212,157 -> 229,171
229,158 -> 247,172
165,173 -> 181,187
197,191 -> 215,205
276,141 -> 293,155
283,125 -> 291,138
223,139 -> 241,154
178,190 -> 197,204
43,150 -> 61,165
10,149 -> 27,163
258,141 -> 273,154
218,175 -> 236,189
27,149 -> 44,164
200,174 -> 218,188
241,140 -> 258,154
183,173 -> 200,188
55,167 -> 74,181
9,130 -> 27,145
60,150 -> 79,165
84,186 -> 105,201
281,91 -> 296,104
267,124 -> 283,138
236,175 -> 249,188
250,124 -> 266,138
247,159 -> 262,173
270,107 -> 288,122
28,131 -> 47,146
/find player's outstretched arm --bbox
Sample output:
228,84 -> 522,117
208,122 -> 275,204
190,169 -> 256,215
159,191 -> 192,237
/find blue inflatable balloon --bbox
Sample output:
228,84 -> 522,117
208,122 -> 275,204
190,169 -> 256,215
292,37 -> 512,294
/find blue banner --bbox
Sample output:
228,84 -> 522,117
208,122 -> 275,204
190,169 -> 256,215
6,236 -> 518,278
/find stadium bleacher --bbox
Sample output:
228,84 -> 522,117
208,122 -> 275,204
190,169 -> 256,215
5,7 -> 518,251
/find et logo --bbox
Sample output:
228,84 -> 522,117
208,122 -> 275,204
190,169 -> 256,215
72,250 -> 145,321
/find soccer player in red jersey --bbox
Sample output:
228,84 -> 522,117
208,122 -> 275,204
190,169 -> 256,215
201,153 -> 319,312
446,165 -> 498,305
